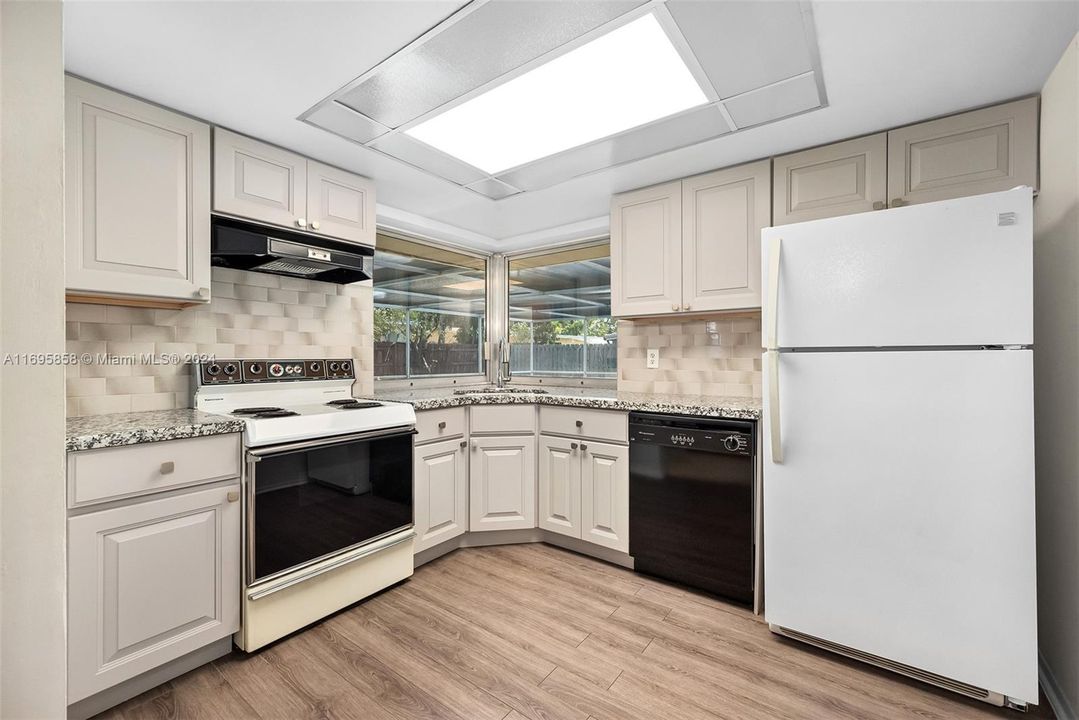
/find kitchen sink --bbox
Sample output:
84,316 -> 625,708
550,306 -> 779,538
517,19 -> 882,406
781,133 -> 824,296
453,387 -> 549,395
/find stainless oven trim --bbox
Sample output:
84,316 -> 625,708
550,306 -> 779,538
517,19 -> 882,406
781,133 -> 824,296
245,424 -> 417,587
248,529 -> 415,601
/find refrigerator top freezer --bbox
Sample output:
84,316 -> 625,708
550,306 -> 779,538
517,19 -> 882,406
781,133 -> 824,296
760,188 -> 1037,708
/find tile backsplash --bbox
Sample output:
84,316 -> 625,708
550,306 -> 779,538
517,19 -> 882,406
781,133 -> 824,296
66,267 -> 374,416
617,312 -> 762,397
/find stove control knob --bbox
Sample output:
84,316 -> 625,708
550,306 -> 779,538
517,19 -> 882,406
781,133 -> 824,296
340,361 -> 351,373
223,363 -> 237,375
269,363 -> 284,377
248,363 -> 262,375
329,361 -> 340,373
724,435 -> 741,452
206,363 -> 221,376
309,362 -> 321,373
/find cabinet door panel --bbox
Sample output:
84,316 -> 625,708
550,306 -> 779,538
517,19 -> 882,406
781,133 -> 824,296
65,77 -> 210,302
68,484 -> 240,703
611,181 -> 682,316
773,133 -> 887,225
306,160 -> 376,246
414,439 -> 468,552
213,128 -> 306,228
682,160 -> 769,312
538,436 -> 581,538
469,436 -> 536,531
887,97 -> 1038,206
581,441 -> 629,552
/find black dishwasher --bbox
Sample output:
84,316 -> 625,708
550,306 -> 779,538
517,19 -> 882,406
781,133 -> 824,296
629,412 -> 755,604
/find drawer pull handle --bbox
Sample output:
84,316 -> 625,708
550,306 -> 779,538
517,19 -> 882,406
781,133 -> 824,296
226,491 -> 240,503
438,421 -> 447,430
575,420 -> 583,428
159,461 -> 175,475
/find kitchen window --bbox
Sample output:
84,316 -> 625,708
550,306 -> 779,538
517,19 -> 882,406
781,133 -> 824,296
507,242 -> 616,380
373,233 -> 487,380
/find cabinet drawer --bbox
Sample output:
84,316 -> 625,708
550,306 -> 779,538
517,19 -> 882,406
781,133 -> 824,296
539,407 -> 628,444
68,433 -> 241,508
415,407 -> 467,445
470,405 -> 535,435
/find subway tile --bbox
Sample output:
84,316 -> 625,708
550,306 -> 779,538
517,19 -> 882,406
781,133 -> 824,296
78,395 -> 132,415
66,322 -> 79,341
66,303 -> 107,322
105,306 -> 156,324
234,284 -> 270,302
67,377 -> 106,397
154,309 -> 199,327
268,288 -> 299,304
130,392 -> 179,412
131,324 -> 176,342
79,323 -> 132,342
154,374 -> 191,393
106,376 -> 156,395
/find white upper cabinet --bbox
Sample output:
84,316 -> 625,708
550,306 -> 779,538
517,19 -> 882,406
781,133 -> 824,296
773,133 -> 888,226
213,129 -> 375,245
612,162 -> 769,317
213,128 -> 306,229
610,180 -> 683,316
307,160 -> 376,245
682,160 -> 770,312
65,77 -> 211,303
887,97 -> 1038,207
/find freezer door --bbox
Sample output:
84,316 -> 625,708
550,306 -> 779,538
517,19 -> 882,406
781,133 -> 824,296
762,349 -> 1036,703
762,188 -> 1032,349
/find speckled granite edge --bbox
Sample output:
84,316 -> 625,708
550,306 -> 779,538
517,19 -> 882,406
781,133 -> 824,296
371,389 -> 760,420
66,409 -> 245,452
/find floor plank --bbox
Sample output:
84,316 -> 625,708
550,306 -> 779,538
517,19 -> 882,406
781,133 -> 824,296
97,543 -> 1054,720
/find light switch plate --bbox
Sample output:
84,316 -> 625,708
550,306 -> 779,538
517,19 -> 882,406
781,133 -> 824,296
646,348 -> 660,369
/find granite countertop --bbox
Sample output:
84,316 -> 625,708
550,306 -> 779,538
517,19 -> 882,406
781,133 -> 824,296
371,386 -> 761,420
66,409 -> 245,452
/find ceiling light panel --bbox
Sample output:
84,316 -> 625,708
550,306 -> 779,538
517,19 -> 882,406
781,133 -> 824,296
496,104 -> 731,191
369,133 -> 488,186
303,102 -> 390,145
464,177 -> 521,200
723,72 -> 821,128
337,0 -> 644,129
404,13 -> 709,174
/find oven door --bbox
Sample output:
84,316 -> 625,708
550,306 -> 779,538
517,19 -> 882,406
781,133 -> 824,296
246,426 -> 415,586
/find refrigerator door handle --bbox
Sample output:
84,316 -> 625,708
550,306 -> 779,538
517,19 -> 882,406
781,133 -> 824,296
767,349 -> 784,464
766,236 -> 782,350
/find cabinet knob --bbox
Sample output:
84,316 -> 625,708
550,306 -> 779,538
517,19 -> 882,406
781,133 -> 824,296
891,198 -> 908,208
460,440 -> 467,448
159,461 -> 175,475
672,304 -> 679,311
438,421 -> 447,430
296,218 -> 308,228
683,304 -> 690,311
310,220 -> 321,230
872,201 -> 886,211
581,443 -> 588,451
197,287 -> 210,300
575,420 -> 583,428
571,442 -> 579,450
226,491 -> 240,503
471,439 -> 478,450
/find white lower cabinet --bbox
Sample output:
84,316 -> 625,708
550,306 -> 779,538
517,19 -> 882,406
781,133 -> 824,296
469,435 -> 536,531
581,441 -> 630,552
67,482 -> 241,703
538,435 -> 581,538
413,437 -> 469,552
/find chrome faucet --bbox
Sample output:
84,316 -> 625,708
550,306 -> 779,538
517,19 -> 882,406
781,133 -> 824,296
496,339 -> 511,388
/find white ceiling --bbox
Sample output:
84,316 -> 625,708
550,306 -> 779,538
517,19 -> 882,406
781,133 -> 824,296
64,0 -> 1079,252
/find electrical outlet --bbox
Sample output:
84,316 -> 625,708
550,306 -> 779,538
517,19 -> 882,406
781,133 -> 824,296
646,348 -> 660,369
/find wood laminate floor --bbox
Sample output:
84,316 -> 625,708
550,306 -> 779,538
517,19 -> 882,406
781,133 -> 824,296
96,543 -> 1054,720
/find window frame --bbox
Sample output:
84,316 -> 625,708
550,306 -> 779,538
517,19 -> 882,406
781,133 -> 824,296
372,228 -> 492,390
502,237 -> 617,389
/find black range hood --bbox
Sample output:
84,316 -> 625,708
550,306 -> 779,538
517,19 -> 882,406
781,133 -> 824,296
211,216 -> 373,284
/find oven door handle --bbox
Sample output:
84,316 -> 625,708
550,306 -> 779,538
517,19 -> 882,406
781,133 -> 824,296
246,425 -> 418,460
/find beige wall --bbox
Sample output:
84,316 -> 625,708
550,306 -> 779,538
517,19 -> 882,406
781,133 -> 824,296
66,267 -> 375,416
617,312 -> 762,397
0,1 -> 68,716
1035,32 -> 1079,720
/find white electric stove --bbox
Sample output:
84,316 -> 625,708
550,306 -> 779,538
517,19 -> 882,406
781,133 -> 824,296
192,358 -> 417,651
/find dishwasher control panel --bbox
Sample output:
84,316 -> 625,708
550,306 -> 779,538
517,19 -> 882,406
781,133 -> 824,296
628,414 -> 754,456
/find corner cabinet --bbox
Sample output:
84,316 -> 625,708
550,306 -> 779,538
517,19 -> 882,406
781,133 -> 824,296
469,435 -> 536,532
65,76 -> 212,304
538,435 -> 581,538
414,437 -> 469,552
213,129 -> 375,246
611,160 -> 770,317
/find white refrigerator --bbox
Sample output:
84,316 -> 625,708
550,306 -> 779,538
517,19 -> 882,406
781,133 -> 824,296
761,187 -> 1037,708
